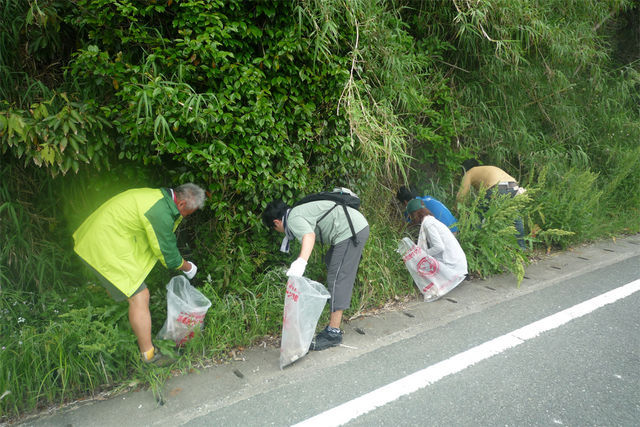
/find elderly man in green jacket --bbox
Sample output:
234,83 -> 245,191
73,183 -> 205,364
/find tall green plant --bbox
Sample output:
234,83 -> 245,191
298,0 -> 467,185
0,162 -> 76,292
436,0 -> 639,240
531,167 -> 605,245
0,0 -> 77,104
456,189 -> 530,283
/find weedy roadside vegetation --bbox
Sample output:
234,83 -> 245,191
2,0 -> 639,422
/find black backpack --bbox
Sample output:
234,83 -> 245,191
292,188 -> 361,244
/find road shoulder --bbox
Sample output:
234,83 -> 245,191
21,234 -> 640,426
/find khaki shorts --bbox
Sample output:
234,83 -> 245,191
81,258 -> 147,302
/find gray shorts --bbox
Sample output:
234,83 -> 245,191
80,258 -> 147,302
324,226 -> 370,312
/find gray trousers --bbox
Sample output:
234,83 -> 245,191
324,226 -> 370,312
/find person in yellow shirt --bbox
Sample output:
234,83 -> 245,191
457,159 -> 527,250
73,184 -> 205,365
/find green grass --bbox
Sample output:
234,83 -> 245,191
3,152 -> 639,420
2,181 -> 638,421
0,288 -> 135,418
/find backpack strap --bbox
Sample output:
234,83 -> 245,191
312,203 -> 359,245
342,204 -> 359,245
315,204 -> 337,245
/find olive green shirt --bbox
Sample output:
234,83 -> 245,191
287,200 -> 368,246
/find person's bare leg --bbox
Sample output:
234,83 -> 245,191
128,289 -> 152,353
329,310 -> 343,329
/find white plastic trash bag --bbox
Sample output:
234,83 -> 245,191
397,237 -> 466,302
157,276 -> 212,346
280,276 -> 330,369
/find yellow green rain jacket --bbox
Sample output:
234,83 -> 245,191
73,188 -> 184,297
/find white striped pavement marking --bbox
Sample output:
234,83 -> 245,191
293,279 -> 640,427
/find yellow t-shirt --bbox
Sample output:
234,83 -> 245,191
457,166 -> 517,201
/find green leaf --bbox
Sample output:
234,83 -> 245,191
8,114 -> 26,137
40,146 -> 56,165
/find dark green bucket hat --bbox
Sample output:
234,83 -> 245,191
406,199 -> 423,215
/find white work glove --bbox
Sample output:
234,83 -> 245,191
286,258 -> 307,277
184,262 -> 198,280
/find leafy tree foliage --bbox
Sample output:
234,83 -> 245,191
2,0 -> 458,292
2,0 -> 638,292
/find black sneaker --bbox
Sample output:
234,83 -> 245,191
310,326 -> 343,351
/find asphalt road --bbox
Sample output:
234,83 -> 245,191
22,235 -> 640,427
338,258 -> 640,426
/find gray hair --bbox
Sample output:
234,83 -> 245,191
175,183 -> 206,210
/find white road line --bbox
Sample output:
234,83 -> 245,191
293,279 -> 640,427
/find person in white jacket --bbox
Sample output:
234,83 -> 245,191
406,199 -> 468,294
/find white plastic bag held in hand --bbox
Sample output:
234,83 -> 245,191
397,237 -> 466,302
280,276 -> 330,369
157,276 -> 212,346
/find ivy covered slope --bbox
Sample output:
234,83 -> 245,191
2,0 -> 361,204
0,0 -> 639,419
1,0 -> 638,321
1,0 -> 463,289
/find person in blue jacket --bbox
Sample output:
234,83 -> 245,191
396,186 -> 459,234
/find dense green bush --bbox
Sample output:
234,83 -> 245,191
1,0 -> 639,420
456,189 -> 530,283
